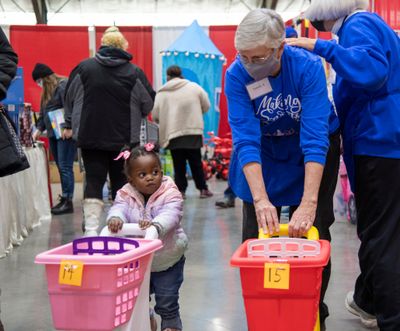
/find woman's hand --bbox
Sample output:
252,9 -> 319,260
108,217 -> 123,233
32,130 -> 42,141
288,201 -> 317,238
254,198 -> 280,235
62,128 -> 73,140
285,37 -> 317,52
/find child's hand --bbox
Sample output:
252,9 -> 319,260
139,219 -> 152,230
108,217 -> 123,233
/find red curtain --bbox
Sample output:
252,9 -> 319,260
10,25 -> 90,112
374,0 -> 400,30
95,26 -> 153,84
209,25 -> 237,137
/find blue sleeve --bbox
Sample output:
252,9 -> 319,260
314,17 -> 389,91
225,70 -> 261,168
300,59 -> 330,165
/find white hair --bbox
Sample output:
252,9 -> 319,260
235,9 -> 285,51
305,0 -> 369,21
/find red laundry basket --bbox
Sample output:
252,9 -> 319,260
230,225 -> 330,331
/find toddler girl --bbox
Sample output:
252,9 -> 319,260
107,143 -> 188,331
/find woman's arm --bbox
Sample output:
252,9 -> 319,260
225,69 -> 279,234
287,17 -> 389,90
243,162 -> 279,235
289,58 -> 331,237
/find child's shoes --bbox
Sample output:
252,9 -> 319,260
150,308 -> 157,331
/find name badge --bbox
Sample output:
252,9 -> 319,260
246,78 -> 273,100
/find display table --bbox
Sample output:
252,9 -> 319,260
0,144 -> 51,258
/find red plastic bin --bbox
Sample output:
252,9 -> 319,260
231,235 -> 330,331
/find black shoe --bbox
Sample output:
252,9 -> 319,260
51,199 -> 73,215
51,195 -> 66,212
215,196 -> 235,208
320,302 -> 329,331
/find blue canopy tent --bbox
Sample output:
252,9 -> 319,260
161,20 -> 225,136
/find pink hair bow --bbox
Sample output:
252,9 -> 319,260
114,150 -> 131,161
144,142 -> 155,152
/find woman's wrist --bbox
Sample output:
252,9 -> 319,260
300,197 -> 318,207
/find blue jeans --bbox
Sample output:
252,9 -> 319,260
49,137 -> 76,199
150,256 -> 185,330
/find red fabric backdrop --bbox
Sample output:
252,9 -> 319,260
374,0 -> 400,30
209,25 -> 237,137
10,25 -> 90,112
95,26 -> 153,84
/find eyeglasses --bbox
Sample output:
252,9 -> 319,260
238,49 -> 276,65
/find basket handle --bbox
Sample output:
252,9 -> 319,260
258,224 -> 319,240
248,238 -> 321,258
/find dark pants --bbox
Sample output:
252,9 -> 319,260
353,156 -> 400,331
224,185 -> 236,199
150,256 -> 185,330
49,137 -> 76,199
170,148 -> 208,193
81,149 -> 126,200
242,131 -> 340,323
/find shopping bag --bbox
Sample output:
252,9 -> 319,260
140,118 -> 159,146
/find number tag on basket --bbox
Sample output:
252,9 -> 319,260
264,263 -> 290,290
59,260 -> 84,286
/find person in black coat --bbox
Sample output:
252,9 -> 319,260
0,28 -> 17,101
64,26 -> 155,236
0,26 -> 17,331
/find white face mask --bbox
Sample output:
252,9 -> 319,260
36,80 -> 43,88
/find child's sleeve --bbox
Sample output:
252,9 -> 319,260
106,192 -> 129,223
151,198 -> 183,237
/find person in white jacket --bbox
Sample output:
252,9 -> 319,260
153,65 -> 213,199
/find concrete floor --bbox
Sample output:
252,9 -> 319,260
0,179 -> 376,331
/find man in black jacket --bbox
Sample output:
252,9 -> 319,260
0,26 -> 18,331
63,26 -> 155,236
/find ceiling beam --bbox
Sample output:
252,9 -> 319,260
31,0 -> 47,24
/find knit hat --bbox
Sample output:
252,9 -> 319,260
32,63 -> 54,81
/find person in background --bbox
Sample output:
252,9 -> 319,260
287,0 -> 400,329
107,144 -> 187,331
216,26 -> 300,210
226,9 -> 340,329
215,186 -> 236,208
0,26 -> 18,331
63,26 -> 155,236
153,65 -> 213,199
31,63 -> 76,215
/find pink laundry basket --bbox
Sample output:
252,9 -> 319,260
35,236 -> 162,331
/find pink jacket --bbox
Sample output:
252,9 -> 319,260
107,176 -> 188,272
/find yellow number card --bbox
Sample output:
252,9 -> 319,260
264,263 -> 290,290
59,260 -> 84,286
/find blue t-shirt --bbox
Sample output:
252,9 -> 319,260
314,12 -> 400,187
226,45 -> 339,205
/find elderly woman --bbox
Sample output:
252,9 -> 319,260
226,9 -> 340,328
287,0 -> 400,329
